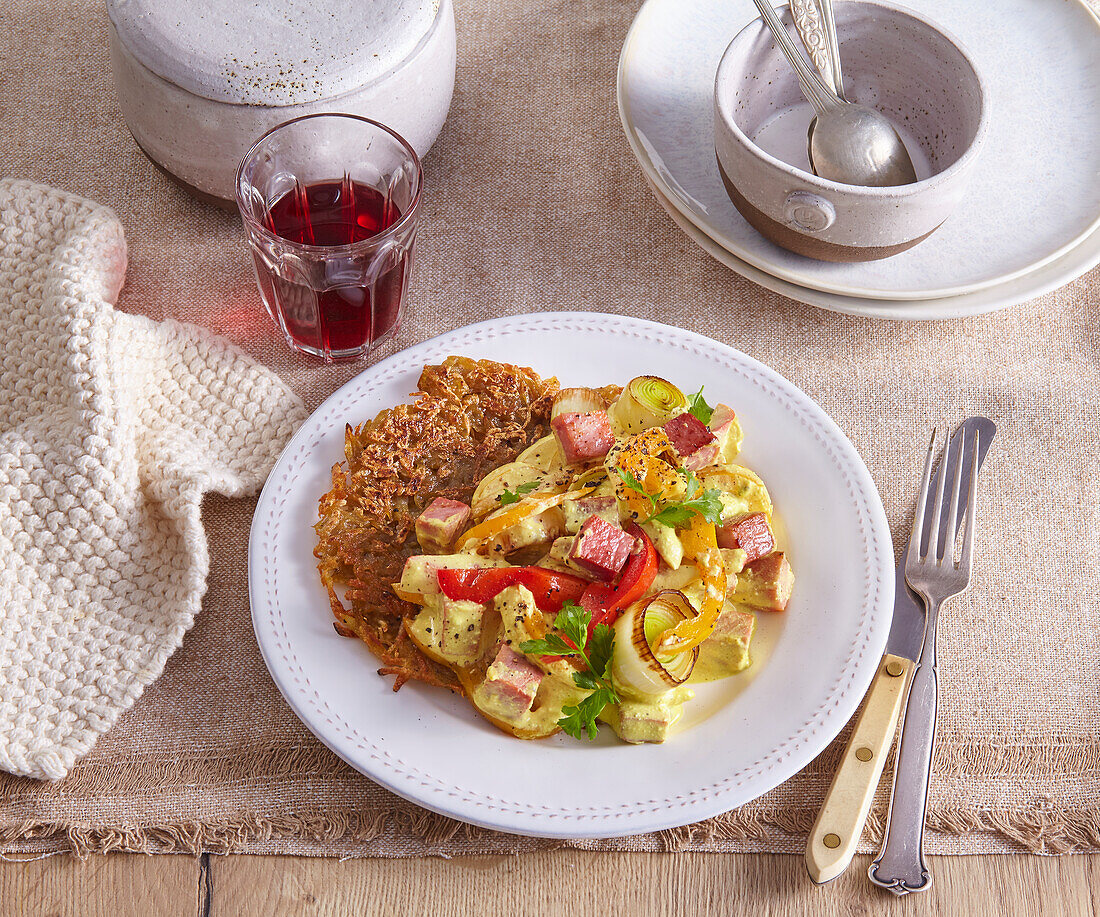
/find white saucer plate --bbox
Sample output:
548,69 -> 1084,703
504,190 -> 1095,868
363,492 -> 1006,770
249,313 -> 894,838
618,0 -> 1100,305
646,176 -> 1100,320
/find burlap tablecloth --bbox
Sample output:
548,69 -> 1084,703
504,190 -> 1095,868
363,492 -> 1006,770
1,0 -> 1097,858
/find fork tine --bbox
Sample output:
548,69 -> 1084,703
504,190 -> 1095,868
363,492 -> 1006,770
958,433 -> 981,574
927,430 -> 950,561
945,425 -> 967,564
908,429 -> 936,566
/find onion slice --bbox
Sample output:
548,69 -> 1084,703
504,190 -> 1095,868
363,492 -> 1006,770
608,376 -> 687,434
469,461 -> 543,519
611,590 -> 698,697
551,387 -> 613,420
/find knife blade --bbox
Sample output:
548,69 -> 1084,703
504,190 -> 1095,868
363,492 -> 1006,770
805,416 -> 995,884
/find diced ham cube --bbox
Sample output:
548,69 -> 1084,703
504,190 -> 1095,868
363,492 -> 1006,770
415,497 -> 471,554
731,551 -> 794,612
568,515 -> 635,581
476,644 -> 544,721
709,604 -> 756,645
683,442 -> 720,471
551,411 -> 615,464
709,404 -> 741,461
709,403 -> 736,432
696,604 -> 756,676
562,493 -> 618,533
716,512 -> 775,562
546,536 -> 607,580
662,413 -> 717,461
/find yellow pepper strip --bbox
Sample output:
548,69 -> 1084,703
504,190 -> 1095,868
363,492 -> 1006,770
610,429 -> 680,518
612,449 -> 654,517
615,480 -> 650,518
458,489 -> 588,552
644,455 -> 682,498
656,515 -> 727,655
631,427 -> 678,459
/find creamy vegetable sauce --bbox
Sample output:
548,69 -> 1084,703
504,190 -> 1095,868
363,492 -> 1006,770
407,556 -> 763,734
409,586 -> 589,734
396,377 -> 794,745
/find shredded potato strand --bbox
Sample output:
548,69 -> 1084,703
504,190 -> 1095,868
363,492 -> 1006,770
314,357 -> 559,693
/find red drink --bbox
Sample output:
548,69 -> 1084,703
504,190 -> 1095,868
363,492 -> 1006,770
237,115 -> 422,362
252,178 -> 410,358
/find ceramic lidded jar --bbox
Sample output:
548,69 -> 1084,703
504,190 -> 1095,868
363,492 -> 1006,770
107,0 -> 455,203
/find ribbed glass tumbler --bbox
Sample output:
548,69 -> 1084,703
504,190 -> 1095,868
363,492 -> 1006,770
236,113 -> 422,362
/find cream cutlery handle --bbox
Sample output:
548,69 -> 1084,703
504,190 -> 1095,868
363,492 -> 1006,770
805,653 -> 913,884
869,605 -> 941,896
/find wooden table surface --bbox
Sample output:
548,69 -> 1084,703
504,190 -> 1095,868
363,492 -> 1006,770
2,851 -> 1096,915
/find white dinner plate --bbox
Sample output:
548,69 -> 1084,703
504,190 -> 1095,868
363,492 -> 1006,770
249,313 -> 894,838
645,176 -> 1100,321
618,0 -> 1100,303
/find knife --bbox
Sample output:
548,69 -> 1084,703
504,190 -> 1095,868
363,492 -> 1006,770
804,417 -> 995,884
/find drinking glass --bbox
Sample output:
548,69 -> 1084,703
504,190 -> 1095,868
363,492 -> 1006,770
235,113 -> 422,362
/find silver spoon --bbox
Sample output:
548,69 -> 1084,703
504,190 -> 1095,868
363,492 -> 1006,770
794,0 -> 922,191
818,0 -> 845,99
750,0 -> 918,187
790,0 -> 842,96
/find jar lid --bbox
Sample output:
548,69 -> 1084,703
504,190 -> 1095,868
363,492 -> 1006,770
107,0 -> 441,106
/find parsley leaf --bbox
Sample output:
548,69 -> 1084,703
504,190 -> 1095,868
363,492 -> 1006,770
519,603 -> 620,742
686,386 -> 714,425
645,505 -> 699,527
682,467 -> 701,500
517,633 -> 577,657
613,465 -> 724,529
559,687 -> 617,741
498,480 -> 540,506
614,465 -> 660,515
571,670 -> 601,692
587,623 -> 615,680
647,471 -> 724,527
554,601 -> 590,652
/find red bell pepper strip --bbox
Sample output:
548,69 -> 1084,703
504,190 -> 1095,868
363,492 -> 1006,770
438,526 -> 658,655
584,522 -> 658,639
523,525 -> 660,662
436,566 -> 588,613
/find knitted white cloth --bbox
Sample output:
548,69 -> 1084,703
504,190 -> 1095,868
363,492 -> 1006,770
0,178 -> 308,780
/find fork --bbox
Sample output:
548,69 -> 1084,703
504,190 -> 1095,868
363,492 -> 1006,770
868,423 -> 987,895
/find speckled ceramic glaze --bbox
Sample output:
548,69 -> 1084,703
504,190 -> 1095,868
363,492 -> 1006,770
108,0 -> 455,202
619,0 -> 1100,305
714,2 -> 987,262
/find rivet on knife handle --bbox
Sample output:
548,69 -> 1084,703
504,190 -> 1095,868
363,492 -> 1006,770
805,653 -> 913,884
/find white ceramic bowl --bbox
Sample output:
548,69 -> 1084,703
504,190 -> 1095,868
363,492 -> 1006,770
108,0 -> 456,204
714,1 -> 987,262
